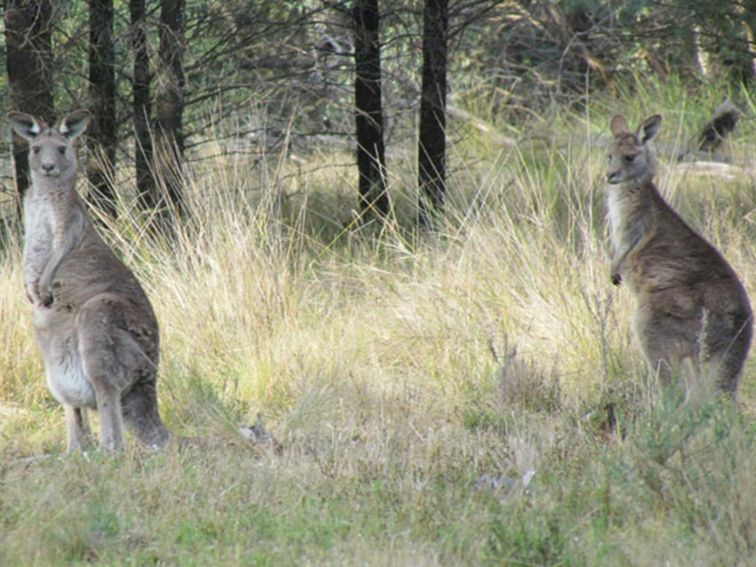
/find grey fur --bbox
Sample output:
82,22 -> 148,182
606,113 -> 752,398
9,110 -> 171,451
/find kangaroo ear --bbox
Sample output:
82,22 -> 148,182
57,110 -> 91,140
610,115 -> 629,137
8,112 -> 46,141
638,114 -> 662,144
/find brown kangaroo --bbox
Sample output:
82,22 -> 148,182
9,110 -> 171,451
606,113 -> 752,398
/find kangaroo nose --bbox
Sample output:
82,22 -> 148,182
42,163 -> 55,173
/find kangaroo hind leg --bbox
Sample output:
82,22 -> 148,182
122,380 -> 171,449
76,296 -> 141,451
64,405 -> 94,452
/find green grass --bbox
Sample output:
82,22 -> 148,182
1,76 -> 755,565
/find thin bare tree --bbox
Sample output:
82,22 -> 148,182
417,0 -> 448,228
353,0 -> 391,223
88,0 -> 118,218
155,0 -> 186,219
130,0 -> 156,213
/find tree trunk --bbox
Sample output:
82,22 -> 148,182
417,0 -> 448,228
88,0 -> 118,218
352,0 -> 390,224
155,0 -> 186,218
130,0 -> 156,213
4,0 -> 55,210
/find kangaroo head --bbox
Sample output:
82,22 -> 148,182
8,110 -> 90,184
607,114 -> 661,185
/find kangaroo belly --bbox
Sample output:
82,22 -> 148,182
34,306 -> 96,409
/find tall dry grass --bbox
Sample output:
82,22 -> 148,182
1,78 -> 755,565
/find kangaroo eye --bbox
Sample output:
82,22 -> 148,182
32,146 -> 41,154
57,146 -> 66,155
624,155 -> 636,163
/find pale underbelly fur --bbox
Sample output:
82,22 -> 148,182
33,306 -> 96,408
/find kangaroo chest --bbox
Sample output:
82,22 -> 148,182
605,188 -> 625,253
24,193 -> 96,408
606,186 -> 645,255
23,195 -> 56,273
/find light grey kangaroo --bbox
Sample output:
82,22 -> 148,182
606,113 -> 752,398
9,110 -> 171,451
